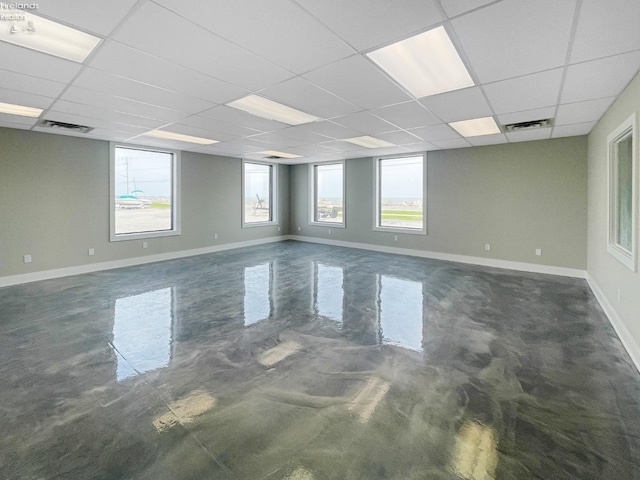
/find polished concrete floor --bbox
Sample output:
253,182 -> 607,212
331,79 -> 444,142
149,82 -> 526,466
1,241 -> 639,479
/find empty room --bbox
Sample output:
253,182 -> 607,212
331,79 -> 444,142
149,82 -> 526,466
1,0 -> 640,479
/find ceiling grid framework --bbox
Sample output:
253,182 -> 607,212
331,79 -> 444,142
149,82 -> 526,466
0,0 -> 637,162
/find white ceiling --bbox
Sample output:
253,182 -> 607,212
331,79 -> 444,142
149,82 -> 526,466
1,0 -> 640,163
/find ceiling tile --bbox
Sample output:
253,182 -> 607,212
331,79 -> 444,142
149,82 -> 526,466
561,51 -> 640,103
72,68 -> 215,114
193,143 -> 263,156
258,77 -> 360,119
497,107 -> 557,126
439,0 -> 498,18
333,111 -> 398,134
0,88 -> 55,110
552,122 -> 596,138
49,100 -> 167,129
277,127 -> 333,144
403,142 -> 440,152
295,0 -> 443,51
570,0 -> 640,63
555,97 -> 615,126
345,146 -> 410,158
152,123 -> 235,143
294,120 -> 363,139
89,41 -> 248,105
42,110 -> 150,135
303,55 -> 412,109
420,87 -> 493,123
0,41 -> 82,83
506,128 -> 552,142
376,130 -> 423,145
60,86 -> 188,123
0,113 -> 38,126
179,115 -> 261,138
36,0 -> 137,36
452,0 -> 577,83
156,0 -> 355,74
199,105 -> 289,132
466,133 -> 509,146
431,138 -> 472,149
112,2 -> 293,91
484,69 -> 564,114
244,133 -> 304,148
407,124 -> 460,142
0,69 -> 67,99
319,140 -> 363,152
371,101 -> 440,129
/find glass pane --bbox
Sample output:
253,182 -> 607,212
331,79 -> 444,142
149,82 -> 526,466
245,163 -> 271,223
114,147 -> 173,235
379,156 -> 424,229
616,135 -> 633,251
315,163 -> 343,223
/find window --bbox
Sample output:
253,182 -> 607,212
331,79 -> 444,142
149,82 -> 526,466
110,144 -> 180,241
310,161 -> 345,226
374,154 -> 426,234
242,160 -> 277,226
607,114 -> 637,271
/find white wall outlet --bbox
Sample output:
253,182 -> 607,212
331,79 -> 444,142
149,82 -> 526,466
535,248 -> 542,256
485,244 -> 491,251
394,235 -> 398,242
214,233 -> 218,240
23,254 -> 32,263
277,226 -> 281,232
617,288 -> 621,302
88,248 -> 95,256
142,241 -> 148,249
328,228 -> 332,235
298,226 -> 301,232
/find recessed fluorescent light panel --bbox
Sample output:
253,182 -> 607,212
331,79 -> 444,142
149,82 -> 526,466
345,136 -> 395,148
0,101 -> 42,118
227,95 -> 319,125
144,130 -> 219,145
367,26 -> 474,98
449,117 -> 501,137
0,10 -> 101,63
260,150 -> 303,159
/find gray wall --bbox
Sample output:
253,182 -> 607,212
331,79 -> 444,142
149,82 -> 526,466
0,128 -> 288,278
290,137 -> 588,269
587,72 -> 640,352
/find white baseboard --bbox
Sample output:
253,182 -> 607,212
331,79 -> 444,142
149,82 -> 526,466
289,235 -> 586,278
586,274 -> 640,373
0,236 -> 286,288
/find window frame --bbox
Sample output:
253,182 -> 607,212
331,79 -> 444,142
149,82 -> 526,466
308,159 -> 346,228
109,142 -> 181,242
373,152 -> 427,235
607,113 -> 638,271
241,159 -> 278,228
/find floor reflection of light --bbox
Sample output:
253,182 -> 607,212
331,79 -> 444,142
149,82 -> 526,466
316,263 -> 344,322
113,287 -> 173,381
244,263 -> 272,326
378,275 -> 423,351
452,420 -> 498,480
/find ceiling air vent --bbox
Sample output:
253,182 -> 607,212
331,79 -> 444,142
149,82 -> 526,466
38,119 -> 94,134
263,155 -> 283,160
502,118 -> 553,132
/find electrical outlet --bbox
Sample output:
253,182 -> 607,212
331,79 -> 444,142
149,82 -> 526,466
23,254 -> 32,263
214,233 -> 218,240
142,241 -> 148,249
485,244 -> 491,251
88,248 -> 95,256
328,228 -> 332,235
394,235 -> 398,242
298,226 -> 301,232
535,248 -> 542,256
277,226 -> 281,232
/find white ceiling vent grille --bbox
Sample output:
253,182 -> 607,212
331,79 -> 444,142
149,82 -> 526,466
263,155 -> 283,160
38,119 -> 94,133
502,118 -> 553,132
